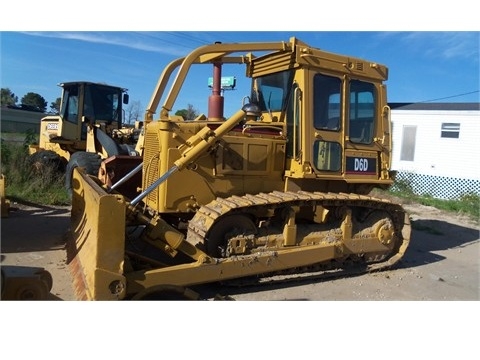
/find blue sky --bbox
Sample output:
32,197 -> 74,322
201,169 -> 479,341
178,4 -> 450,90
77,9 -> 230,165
1,31 -> 478,118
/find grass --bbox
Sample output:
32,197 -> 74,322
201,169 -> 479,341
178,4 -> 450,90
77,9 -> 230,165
1,136 -> 70,206
373,187 -> 480,223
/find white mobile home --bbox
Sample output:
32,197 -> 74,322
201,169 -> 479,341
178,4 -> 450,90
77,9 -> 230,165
390,102 -> 480,199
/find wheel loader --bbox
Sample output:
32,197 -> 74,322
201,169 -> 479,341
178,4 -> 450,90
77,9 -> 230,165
27,81 -> 141,193
67,37 -> 411,300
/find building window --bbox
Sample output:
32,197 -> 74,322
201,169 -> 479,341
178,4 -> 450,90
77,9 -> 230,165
400,125 -> 416,161
441,123 -> 460,138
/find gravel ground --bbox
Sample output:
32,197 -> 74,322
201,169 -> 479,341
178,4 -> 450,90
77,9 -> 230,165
1,196 -> 478,359
1,198 -> 478,301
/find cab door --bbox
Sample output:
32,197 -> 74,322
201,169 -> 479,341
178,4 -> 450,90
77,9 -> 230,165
344,79 -> 380,181
310,72 -> 344,175
308,73 -> 383,183
60,83 -> 86,141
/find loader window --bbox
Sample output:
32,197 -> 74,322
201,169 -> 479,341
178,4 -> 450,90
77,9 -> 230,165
63,86 -> 79,125
313,74 -> 341,131
85,84 -> 123,126
349,80 -> 375,144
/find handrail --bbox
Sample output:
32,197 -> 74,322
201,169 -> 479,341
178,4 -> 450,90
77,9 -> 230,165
143,39 -> 295,122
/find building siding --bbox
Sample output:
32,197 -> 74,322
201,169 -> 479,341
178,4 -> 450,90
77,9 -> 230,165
0,107 -> 44,133
391,106 -> 480,199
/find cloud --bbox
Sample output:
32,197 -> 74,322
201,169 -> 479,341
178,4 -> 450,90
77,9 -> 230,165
21,31 -> 190,56
400,32 -> 479,60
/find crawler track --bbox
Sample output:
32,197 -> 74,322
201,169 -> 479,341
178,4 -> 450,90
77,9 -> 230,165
187,191 -> 411,282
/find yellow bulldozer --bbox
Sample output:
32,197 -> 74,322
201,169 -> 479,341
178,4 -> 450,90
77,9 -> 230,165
67,37 -> 411,300
28,81 -> 141,194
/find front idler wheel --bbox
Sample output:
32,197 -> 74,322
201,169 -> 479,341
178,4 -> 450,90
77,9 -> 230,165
205,214 -> 257,257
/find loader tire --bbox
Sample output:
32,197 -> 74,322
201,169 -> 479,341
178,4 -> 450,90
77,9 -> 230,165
29,150 -> 66,174
65,151 -> 102,197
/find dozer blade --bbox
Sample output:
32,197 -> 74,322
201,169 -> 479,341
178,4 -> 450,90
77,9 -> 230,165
67,167 -> 127,300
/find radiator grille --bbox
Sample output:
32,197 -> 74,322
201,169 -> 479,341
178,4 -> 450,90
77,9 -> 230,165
143,131 -> 160,206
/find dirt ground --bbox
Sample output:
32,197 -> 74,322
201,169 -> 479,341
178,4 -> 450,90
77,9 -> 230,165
1,196 -> 479,301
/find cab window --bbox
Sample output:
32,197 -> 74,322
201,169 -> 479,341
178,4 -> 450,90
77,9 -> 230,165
62,86 -> 79,125
313,74 -> 341,131
349,80 -> 375,144
254,70 -> 294,113
313,140 -> 341,172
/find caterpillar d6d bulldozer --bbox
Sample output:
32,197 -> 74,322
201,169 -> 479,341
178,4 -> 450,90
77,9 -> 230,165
28,81 -> 141,193
67,37 -> 411,300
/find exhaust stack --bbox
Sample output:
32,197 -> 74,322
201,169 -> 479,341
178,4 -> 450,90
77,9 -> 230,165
208,61 -> 224,121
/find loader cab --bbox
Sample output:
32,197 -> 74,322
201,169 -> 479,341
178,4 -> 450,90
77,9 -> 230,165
59,82 -> 129,141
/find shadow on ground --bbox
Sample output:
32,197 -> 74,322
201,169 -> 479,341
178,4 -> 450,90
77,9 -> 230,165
1,201 -> 71,253
193,218 -> 480,300
399,219 -> 479,269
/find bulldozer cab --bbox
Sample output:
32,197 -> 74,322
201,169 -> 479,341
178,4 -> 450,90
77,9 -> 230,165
248,51 -> 392,193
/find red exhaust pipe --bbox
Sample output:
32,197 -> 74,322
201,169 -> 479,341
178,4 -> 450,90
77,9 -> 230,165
208,61 -> 224,121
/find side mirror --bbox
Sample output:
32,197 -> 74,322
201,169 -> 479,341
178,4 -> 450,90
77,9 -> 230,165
123,93 -> 129,105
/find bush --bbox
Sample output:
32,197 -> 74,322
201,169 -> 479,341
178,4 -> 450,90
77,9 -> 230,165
0,139 -> 69,205
23,128 -> 38,147
391,178 -> 414,195
1,139 -> 12,165
459,193 -> 480,219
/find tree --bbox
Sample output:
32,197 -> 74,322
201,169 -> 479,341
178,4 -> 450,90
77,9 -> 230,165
1,88 -> 18,106
175,103 -> 199,120
125,100 -> 142,125
21,92 -> 47,113
49,97 -> 61,114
